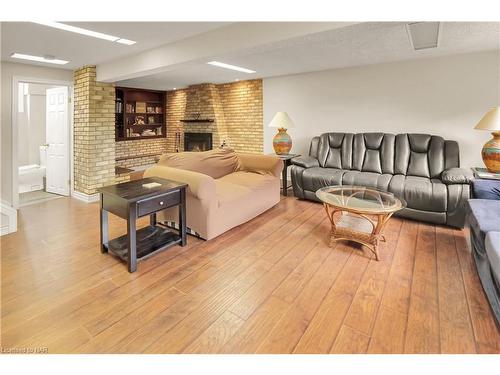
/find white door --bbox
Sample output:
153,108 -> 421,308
45,87 -> 69,196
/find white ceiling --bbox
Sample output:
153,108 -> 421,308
117,22 -> 500,90
2,22 -> 499,89
1,22 -> 229,69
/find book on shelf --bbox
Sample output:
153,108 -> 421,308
126,103 -> 135,113
472,167 -> 500,180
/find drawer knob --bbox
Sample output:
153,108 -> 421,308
159,201 -> 164,205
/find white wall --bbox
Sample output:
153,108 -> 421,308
17,83 -> 58,167
1,61 -> 73,205
264,51 -> 500,169
25,84 -> 47,166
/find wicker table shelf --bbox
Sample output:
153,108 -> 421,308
316,186 -> 406,261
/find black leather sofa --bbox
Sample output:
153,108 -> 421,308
291,133 -> 473,227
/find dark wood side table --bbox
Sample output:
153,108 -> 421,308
98,177 -> 187,273
269,153 -> 300,196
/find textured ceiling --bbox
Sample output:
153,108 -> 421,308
117,22 -> 500,90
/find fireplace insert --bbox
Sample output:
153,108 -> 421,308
184,132 -> 213,152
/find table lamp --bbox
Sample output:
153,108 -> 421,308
269,112 -> 295,155
474,107 -> 500,173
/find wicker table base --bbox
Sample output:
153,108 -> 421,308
323,204 -> 393,261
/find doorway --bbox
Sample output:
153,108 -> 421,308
12,78 -> 73,208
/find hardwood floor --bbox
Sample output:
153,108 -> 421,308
1,195 -> 499,354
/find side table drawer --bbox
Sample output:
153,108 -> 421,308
137,190 -> 181,217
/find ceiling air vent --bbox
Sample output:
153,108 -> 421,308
406,22 -> 441,50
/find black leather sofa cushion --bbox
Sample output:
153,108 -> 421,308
389,175 -> 447,212
291,156 -> 319,169
441,167 -> 474,185
341,171 -> 393,192
302,167 -> 344,192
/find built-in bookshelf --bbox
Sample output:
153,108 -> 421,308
115,87 -> 166,141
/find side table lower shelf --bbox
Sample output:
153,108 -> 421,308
104,225 -> 181,262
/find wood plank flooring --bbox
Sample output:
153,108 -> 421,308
1,195 -> 499,354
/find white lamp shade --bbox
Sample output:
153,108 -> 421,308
474,107 -> 500,131
268,112 -> 295,129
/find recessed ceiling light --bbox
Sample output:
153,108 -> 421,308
207,61 -> 256,74
173,88 -> 177,90
116,38 -> 136,45
33,22 -> 136,45
11,53 -> 69,65
406,22 -> 440,50
234,79 -> 240,81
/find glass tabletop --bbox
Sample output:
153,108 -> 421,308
316,186 -> 406,213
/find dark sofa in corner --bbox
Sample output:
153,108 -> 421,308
291,132 -> 473,227
467,179 -> 500,326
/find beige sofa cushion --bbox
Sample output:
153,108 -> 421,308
213,176 -> 280,236
218,171 -> 278,192
237,153 -> 283,177
158,148 -> 240,179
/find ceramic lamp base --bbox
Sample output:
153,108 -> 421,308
482,132 -> 500,173
273,128 -> 292,155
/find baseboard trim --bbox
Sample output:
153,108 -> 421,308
72,190 -> 99,203
0,200 -> 17,235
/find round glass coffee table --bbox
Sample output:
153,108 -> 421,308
316,186 -> 406,261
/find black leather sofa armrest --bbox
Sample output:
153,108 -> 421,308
441,167 -> 474,185
291,156 -> 319,169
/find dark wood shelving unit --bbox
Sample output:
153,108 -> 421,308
115,87 -> 166,141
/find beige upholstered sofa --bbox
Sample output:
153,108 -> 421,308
144,149 -> 283,240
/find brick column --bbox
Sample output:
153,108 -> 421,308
73,66 -> 116,196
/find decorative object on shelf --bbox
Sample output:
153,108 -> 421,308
474,107 -> 500,173
157,127 -> 162,136
134,116 -> 145,125
136,101 -> 146,113
141,129 -> 156,137
155,106 -> 162,114
147,116 -> 155,124
268,112 -> 295,155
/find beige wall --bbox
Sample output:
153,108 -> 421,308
263,51 -> 500,168
1,61 -> 73,204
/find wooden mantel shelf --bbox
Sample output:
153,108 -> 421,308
115,153 -> 162,162
180,119 -> 215,123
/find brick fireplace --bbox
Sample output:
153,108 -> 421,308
166,80 -> 263,154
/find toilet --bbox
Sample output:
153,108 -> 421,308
18,146 -> 47,193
